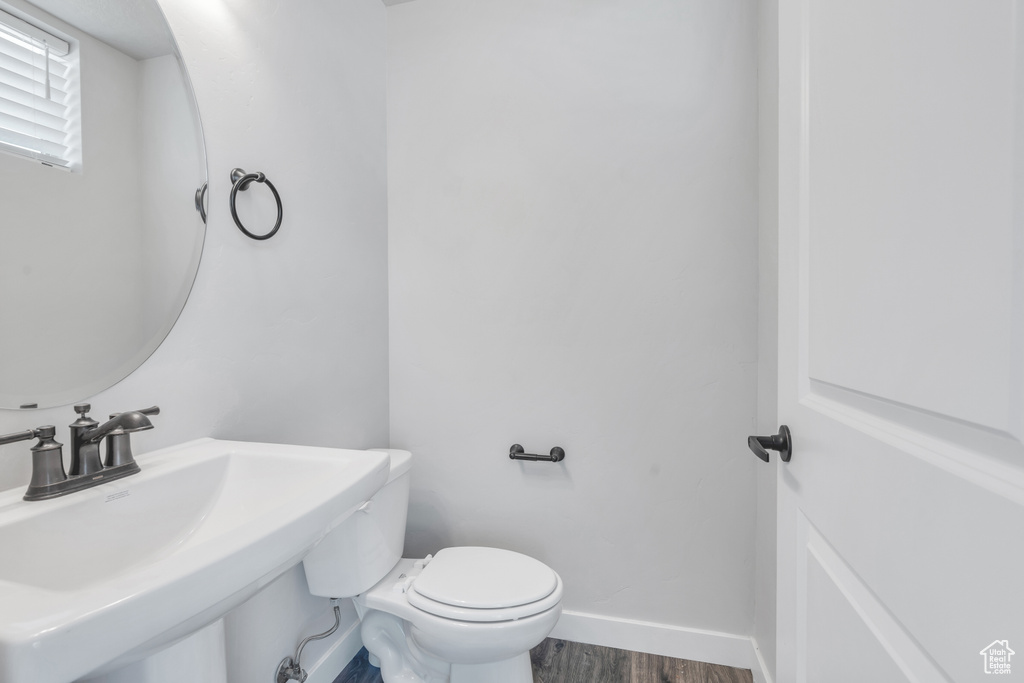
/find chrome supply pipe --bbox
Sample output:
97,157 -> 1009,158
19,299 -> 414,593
276,600 -> 343,683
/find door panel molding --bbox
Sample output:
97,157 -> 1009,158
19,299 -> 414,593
800,390 -> 1024,506
797,513 -> 954,683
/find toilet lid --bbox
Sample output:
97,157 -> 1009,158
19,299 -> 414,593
409,547 -> 559,611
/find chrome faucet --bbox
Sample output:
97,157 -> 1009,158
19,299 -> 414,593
0,403 -> 158,501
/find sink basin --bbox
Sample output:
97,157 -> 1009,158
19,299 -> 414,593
0,438 -> 390,683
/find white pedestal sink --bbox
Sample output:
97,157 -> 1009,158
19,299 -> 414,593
0,438 -> 390,683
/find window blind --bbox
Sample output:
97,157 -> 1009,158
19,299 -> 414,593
0,8 -> 76,168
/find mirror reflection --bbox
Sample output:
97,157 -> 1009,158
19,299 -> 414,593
0,0 -> 206,409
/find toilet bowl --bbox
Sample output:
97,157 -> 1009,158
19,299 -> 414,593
301,450 -> 563,683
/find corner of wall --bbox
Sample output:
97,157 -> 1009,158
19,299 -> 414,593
755,0 -> 780,679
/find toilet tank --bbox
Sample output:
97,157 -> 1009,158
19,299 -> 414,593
302,449 -> 412,598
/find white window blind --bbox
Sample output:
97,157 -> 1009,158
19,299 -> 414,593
0,8 -> 77,168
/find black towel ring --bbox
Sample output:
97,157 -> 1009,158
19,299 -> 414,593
229,167 -> 282,240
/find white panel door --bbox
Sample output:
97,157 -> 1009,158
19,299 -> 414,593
776,1 -> 1024,682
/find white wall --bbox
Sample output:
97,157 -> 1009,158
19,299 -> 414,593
388,0 -> 759,638
0,0 -> 389,678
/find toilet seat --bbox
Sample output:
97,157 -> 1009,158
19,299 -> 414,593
405,547 -> 562,623
407,576 -> 563,623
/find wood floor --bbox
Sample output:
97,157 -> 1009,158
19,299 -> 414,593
333,639 -> 754,683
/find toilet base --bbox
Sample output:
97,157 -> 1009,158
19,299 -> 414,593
450,653 -> 533,683
361,610 -> 450,683
355,556 -> 562,683
360,609 -> 543,683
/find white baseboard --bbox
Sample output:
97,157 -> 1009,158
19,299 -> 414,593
550,610 -> 773,683
300,606 -> 775,683
750,637 -> 775,683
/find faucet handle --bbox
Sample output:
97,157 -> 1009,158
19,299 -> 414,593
74,403 -> 91,416
0,425 -> 69,495
34,425 -> 56,439
109,405 -> 160,419
104,429 -> 141,469
0,427 -> 40,447
27,426 -> 66,493
101,409 -> 158,470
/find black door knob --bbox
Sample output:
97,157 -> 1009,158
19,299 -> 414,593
747,425 -> 792,463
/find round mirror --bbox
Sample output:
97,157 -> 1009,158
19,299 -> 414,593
0,0 -> 206,409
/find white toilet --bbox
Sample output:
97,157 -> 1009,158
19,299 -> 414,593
302,449 -> 563,683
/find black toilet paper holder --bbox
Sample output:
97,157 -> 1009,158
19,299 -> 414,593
509,444 -> 565,462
